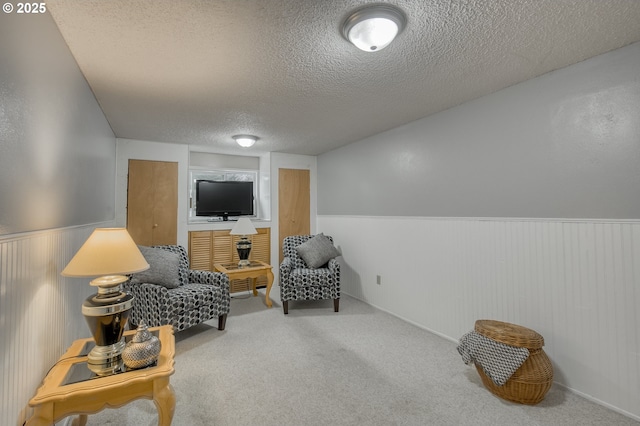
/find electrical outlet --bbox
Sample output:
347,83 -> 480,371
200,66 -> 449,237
376,275 -> 381,285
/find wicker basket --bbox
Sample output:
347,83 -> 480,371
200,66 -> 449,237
474,319 -> 553,405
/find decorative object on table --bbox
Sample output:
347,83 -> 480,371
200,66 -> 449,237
229,217 -> 257,267
122,321 -> 161,369
61,228 -> 149,376
280,234 -> 341,314
457,330 -> 529,386
458,319 -> 553,405
342,4 -> 407,52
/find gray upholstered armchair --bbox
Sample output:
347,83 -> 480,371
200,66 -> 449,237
123,245 -> 230,331
279,234 -> 341,314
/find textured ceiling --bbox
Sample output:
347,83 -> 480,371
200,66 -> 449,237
47,0 -> 640,156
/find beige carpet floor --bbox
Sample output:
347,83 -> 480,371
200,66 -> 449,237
72,289 -> 638,426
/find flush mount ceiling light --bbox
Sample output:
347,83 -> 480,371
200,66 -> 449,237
232,135 -> 258,148
342,4 -> 407,52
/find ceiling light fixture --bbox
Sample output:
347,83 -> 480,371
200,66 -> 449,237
232,135 -> 258,148
342,4 -> 407,52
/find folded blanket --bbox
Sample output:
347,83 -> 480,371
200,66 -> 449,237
457,330 -> 529,386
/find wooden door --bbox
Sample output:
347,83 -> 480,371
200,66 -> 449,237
127,160 -> 178,246
278,168 -> 310,262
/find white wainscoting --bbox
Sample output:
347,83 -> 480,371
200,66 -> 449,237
0,223 -> 112,426
318,215 -> 640,421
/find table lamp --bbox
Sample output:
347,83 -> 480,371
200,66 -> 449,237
229,217 -> 257,267
61,228 -> 149,375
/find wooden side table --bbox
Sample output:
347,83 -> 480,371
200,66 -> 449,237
214,260 -> 274,308
27,325 -> 175,426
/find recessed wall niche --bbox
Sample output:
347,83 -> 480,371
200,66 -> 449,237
189,152 -> 261,222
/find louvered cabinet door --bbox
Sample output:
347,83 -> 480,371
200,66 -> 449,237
188,231 -> 213,270
188,228 -> 271,293
230,227 -> 271,290
212,231 -> 234,264
250,228 -> 270,263
250,228 -> 270,288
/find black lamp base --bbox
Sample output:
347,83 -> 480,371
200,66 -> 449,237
236,237 -> 252,267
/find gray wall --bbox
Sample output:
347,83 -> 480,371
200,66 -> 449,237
318,42 -> 640,219
0,12 -> 116,235
0,11 -> 117,425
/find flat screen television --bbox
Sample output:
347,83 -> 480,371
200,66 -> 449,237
195,180 -> 254,220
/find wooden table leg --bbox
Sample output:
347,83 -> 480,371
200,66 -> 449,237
252,277 -> 258,297
265,269 -> 274,308
71,414 -> 88,426
153,379 -> 176,426
26,405 -> 54,426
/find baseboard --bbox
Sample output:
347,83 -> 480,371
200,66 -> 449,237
342,291 -> 640,423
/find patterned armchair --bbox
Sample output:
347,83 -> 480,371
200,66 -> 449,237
279,235 -> 341,314
123,245 -> 230,331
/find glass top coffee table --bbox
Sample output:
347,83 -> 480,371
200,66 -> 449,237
214,260 -> 274,308
27,325 -> 175,426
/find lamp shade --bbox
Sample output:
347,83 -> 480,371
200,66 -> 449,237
342,5 -> 406,52
61,228 -> 149,277
229,217 -> 257,235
